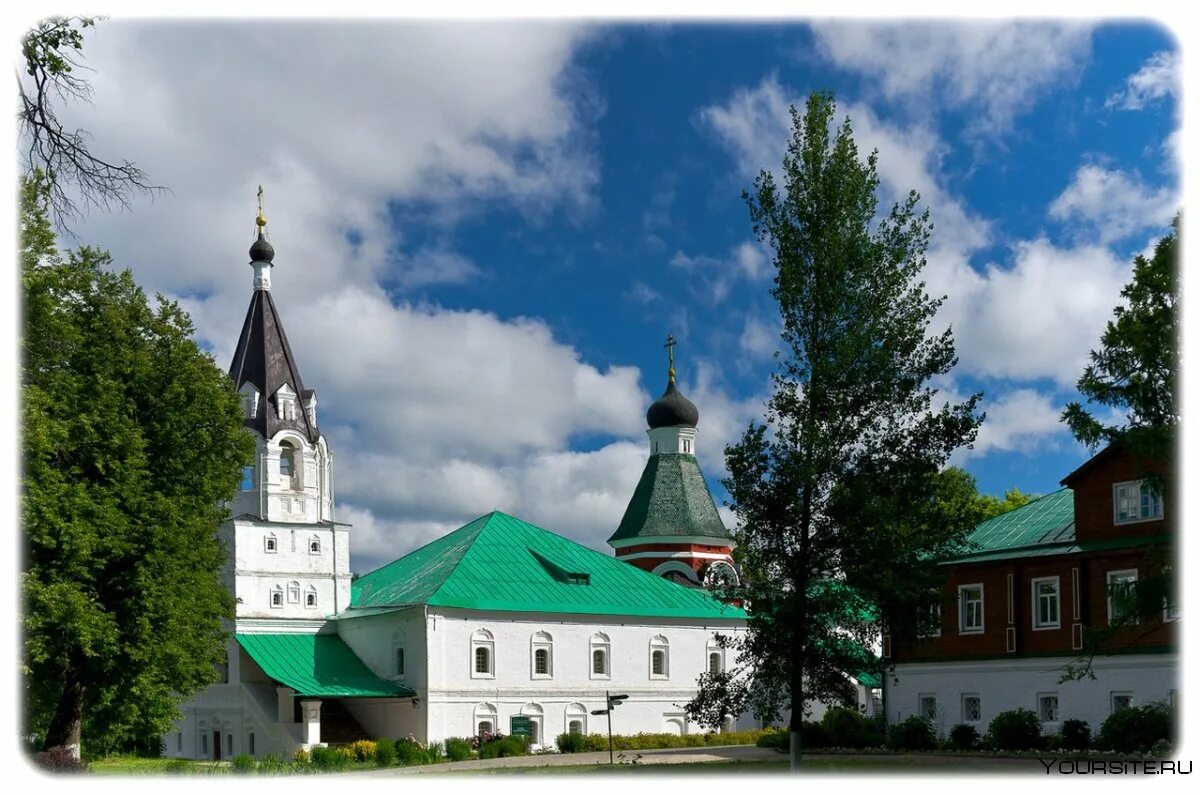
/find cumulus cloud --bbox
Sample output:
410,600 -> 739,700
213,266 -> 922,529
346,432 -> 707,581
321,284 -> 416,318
808,21 -> 1093,136
1048,165 -> 1177,245
669,240 -> 772,302
1105,50 -> 1180,111
738,314 -> 779,361
961,389 -> 1068,460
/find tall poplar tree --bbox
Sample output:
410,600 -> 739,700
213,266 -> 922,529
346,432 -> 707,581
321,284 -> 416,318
21,175 -> 255,762
686,93 -> 982,770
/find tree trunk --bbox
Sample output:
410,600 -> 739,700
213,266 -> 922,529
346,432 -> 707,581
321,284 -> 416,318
42,650 -> 86,762
789,649 -> 804,770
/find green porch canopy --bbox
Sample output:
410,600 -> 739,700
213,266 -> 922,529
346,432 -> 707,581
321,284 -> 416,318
236,633 -> 414,698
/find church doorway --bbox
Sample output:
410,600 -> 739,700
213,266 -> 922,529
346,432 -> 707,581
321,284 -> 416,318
212,730 -> 222,760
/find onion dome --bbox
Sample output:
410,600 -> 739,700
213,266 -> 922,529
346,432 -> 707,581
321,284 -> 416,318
646,381 -> 699,429
249,232 -> 275,263
646,333 -> 699,428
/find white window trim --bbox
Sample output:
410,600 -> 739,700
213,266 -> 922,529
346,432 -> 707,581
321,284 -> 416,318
471,631 -> 495,679
264,534 -> 277,554
1112,479 -> 1163,525
269,585 -> 283,609
304,586 -> 318,608
590,638 -> 611,680
287,581 -> 300,604
1110,691 -> 1134,713
1037,692 -> 1060,724
531,634 -> 554,680
958,583 -> 985,634
961,694 -> 981,724
649,639 -> 670,680
1032,576 -> 1061,630
309,536 -> 322,555
1107,569 -> 1139,625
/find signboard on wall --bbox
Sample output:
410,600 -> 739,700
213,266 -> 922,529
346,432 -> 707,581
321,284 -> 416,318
510,716 -> 532,736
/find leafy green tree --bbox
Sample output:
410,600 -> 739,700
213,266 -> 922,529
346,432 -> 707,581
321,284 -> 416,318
21,175 -> 254,760
1062,216 -> 1178,478
977,486 -> 1034,520
19,17 -> 162,232
684,93 -> 982,770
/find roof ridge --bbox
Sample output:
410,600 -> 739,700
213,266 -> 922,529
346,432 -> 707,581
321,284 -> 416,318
352,512 -> 492,601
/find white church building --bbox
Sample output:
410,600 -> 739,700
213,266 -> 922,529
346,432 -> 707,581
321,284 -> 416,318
165,211 -> 764,760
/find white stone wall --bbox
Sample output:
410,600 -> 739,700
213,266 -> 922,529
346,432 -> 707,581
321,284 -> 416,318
417,607 -> 743,745
888,654 -> 1178,737
225,518 -> 351,619
231,432 -> 333,524
647,425 -> 699,456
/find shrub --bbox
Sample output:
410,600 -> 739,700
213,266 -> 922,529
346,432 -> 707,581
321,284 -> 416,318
445,737 -> 473,761
310,745 -> 352,770
230,754 -> 256,773
1149,739 -> 1172,758
1098,703 -> 1173,754
821,707 -> 885,748
423,741 -> 443,764
292,748 -> 310,765
1058,719 -> 1091,751
373,740 -> 396,767
986,709 -> 1043,751
479,734 -> 529,759
163,759 -> 191,775
947,723 -> 979,750
756,729 -> 789,750
348,739 -> 377,762
556,732 -> 587,753
394,737 -> 425,766
258,753 -> 286,773
887,716 -> 936,751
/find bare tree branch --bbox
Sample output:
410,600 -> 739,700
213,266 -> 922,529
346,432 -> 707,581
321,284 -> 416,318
17,16 -> 167,235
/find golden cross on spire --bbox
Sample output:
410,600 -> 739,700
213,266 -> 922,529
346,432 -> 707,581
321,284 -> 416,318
665,333 -> 676,383
256,185 -> 267,228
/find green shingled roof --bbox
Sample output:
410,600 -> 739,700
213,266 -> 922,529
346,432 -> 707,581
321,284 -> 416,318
236,633 -> 415,697
948,488 -> 1075,563
608,453 -> 731,544
346,511 -> 745,620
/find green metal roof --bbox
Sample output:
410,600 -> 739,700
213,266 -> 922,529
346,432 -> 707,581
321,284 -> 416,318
854,671 -> 882,688
236,633 -> 415,698
947,488 -> 1075,563
608,453 -> 731,544
348,511 -> 746,620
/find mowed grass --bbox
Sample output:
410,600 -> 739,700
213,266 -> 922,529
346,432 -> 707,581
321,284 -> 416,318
433,756 -> 1038,775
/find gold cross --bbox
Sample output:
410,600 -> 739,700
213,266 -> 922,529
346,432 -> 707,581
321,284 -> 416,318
664,333 -> 676,382
256,185 -> 267,228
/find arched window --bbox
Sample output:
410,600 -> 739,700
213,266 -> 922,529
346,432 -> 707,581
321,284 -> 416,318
564,703 -> 587,738
270,585 -> 283,608
531,631 -> 553,679
709,651 -> 722,675
590,633 -> 610,679
474,703 -> 498,739
471,629 -> 495,678
305,586 -> 318,608
264,533 -> 277,553
393,629 -> 407,677
309,536 -> 321,555
279,441 -> 299,489
287,581 -> 300,604
649,635 -> 669,679
517,703 -> 544,746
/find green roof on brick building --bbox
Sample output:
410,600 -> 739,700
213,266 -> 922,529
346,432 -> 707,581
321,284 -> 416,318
608,453 -> 731,544
946,488 -> 1076,564
344,511 -> 746,620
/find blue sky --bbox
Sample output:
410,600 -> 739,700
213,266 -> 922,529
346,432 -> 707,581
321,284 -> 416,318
39,19 -> 1181,573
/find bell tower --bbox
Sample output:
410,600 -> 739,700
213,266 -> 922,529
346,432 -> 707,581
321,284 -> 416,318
608,336 -> 738,590
221,188 -> 350,622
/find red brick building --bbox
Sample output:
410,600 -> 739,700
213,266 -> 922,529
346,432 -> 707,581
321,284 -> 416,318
884,444 -> 1177,736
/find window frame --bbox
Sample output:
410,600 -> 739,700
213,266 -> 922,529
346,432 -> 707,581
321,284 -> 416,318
309,536 -> 322,555
269,585 -> 283,609
1107,569 -> 1139,625
471,630 -> 495,679
1037,693 -> 1060,724
958,583 -> 985,634
530,632 -> 554,680
649,636 -> 670,680
304,586 -> 318,609
961,694 -> 981,724
264,533 -> 278,554
1110,692 -> 1134,713
918,694 -> 938,722
287,581 -> 300,604
1031,576 -> 1061,630
590,634 -> 611,680
1113,480 -> 1163,525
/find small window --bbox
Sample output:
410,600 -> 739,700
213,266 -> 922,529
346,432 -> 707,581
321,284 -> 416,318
176,733 -> 183,752
309,537 -> 321,555
279,440 -> 300,489
684,439 -> 691,453
959,584 -> 984,633
241,465 -> 255,491
248,732 -> 255,755
709,652 -> 722,675
1111,692 -> 1134,713
962,695 -> 981,723
919,695 -> 937,722
395,647 -> 406,676
265,534 -> 277,553
652,649 -> 666,676
1107,570 -> 1139,625
534,648 -> 550,676
270,586 -> 283,608
1038,694 -> 1059,723
477,720 -> 493,737
1114,480 -> 1163,524
475,646 -> 491,674
1032,577 -> 1060,629
287,581 -> 300,604
201,733 -> 208,755
305,587 -> 317,608
592,648 -> 607,675
568,720 -> 583,735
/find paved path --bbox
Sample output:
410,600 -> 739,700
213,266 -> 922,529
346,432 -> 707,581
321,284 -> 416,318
334,745 -> 1051,775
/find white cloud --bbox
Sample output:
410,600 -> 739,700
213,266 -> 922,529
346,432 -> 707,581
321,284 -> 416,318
809,21 -> 1093,137
393,248 -> 482,290
669,240 -> 772,303
1049,165 -> 1177,245
964,388 -> 1067,459
625,281 -> 661,305
1106,50 -> 1180,111
738,314 -> 779,361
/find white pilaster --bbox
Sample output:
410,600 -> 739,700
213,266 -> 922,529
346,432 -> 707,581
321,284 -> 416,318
300,700 -> 322,746
252,260 -> 272,290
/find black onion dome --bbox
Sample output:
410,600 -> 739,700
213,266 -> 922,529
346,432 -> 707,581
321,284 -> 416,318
249,232 -> 275,263
646,381 -> 699,429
